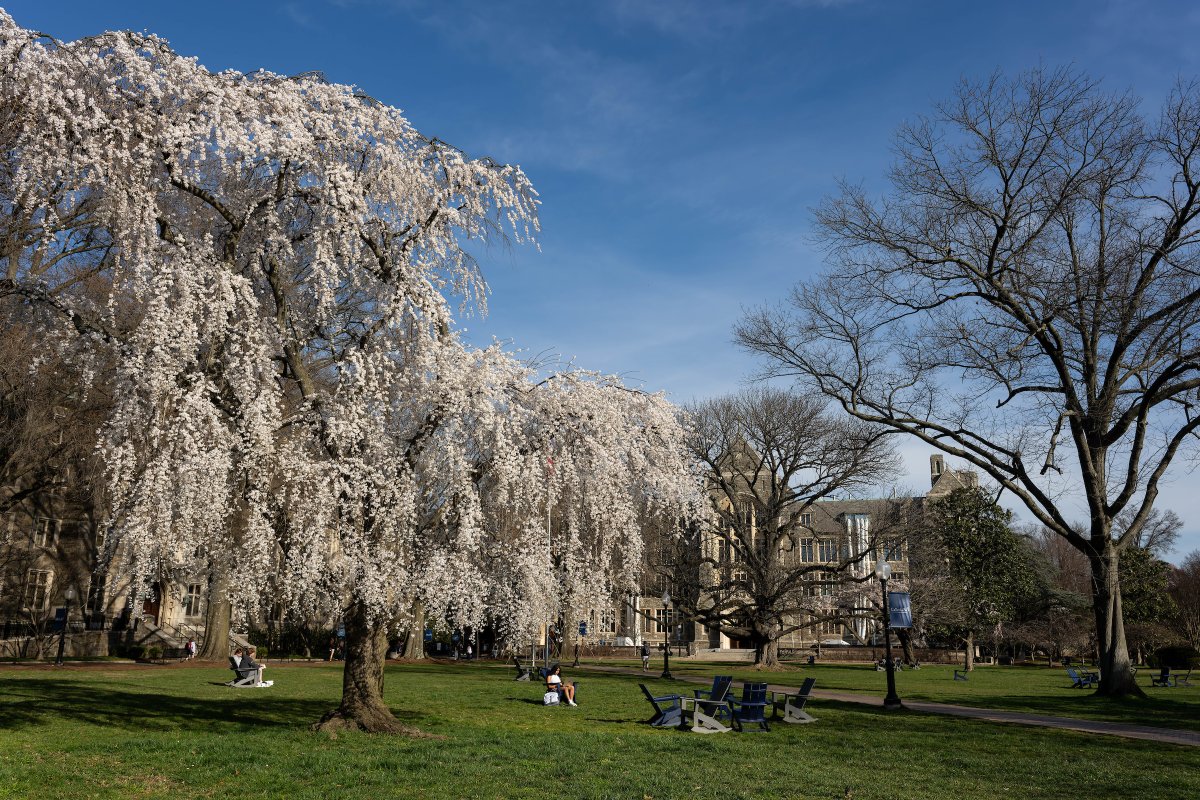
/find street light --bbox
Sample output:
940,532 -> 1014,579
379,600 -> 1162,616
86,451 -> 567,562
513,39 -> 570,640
55,585 -> 77,667
660,589 -> 674,680
874,559 -> 902,709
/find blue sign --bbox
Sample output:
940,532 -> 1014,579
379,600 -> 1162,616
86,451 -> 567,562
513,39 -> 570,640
336,623 -> 345,639
52,607 -> 67,632
452,633 -> 460,642
423,629 -> 433,642
578,621 -> 587,636
888,592 -> 912,629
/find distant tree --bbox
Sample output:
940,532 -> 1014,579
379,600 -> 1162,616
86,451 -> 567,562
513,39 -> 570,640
1117,546 -> 1178,663
738,68 -> 1200,695
1170,551 -> 1200,651
671,388 -> 898,667
1115,508 -> 1182,555
914,487 -> 1040,670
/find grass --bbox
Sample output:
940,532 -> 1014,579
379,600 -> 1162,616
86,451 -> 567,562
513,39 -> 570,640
601,659 -> 1200,733
0,660 -> 1196,800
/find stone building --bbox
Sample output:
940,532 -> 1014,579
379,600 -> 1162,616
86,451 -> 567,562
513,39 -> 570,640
625,453 -> 977,655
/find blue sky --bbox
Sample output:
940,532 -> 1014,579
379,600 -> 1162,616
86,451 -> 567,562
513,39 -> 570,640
13,1 -> 1200,559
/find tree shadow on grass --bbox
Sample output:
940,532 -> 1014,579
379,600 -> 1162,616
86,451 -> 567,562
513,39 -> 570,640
0,677 -> 430,733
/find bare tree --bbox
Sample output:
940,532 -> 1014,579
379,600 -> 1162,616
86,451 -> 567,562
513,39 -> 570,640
737,69 -> 1200,695
1170,551 -> 1200,651
671,388 -> 898,667
1114,507 -> 1181,555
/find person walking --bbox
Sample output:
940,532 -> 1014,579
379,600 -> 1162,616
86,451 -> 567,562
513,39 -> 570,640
640,641 -> 650,672
185,637 -> 196,660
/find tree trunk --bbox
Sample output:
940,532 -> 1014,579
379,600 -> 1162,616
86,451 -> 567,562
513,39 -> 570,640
896,627 -> 916,665
1090,546 -> 1143,697
964,630 -> 974,672
313,600 -> 428,735
753,636 -> 780,668
399,601 -> 425,660
196,567 -> 231,661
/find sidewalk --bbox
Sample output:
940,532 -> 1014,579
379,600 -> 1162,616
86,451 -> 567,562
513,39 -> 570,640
576,664 -> 1200,747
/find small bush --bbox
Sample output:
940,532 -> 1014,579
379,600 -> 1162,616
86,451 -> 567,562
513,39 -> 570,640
1153,645 -> 1200,669
146,645 -> 162,662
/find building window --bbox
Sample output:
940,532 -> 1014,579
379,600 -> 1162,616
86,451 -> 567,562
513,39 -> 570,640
800,512 -> 812,526
85,576 -> 106,615
600,608 -> 615,632
24,569 -> 53,611
182,584 -> 204,617
33,518 -> 59,548
654,608 -> 672,633
799,538 -> 814,562
817,539 -> 837,562
882,539 -> 904,561
718,537 -> 740,564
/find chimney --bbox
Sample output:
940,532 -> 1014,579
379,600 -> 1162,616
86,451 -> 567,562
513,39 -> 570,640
930,454 -> 944,488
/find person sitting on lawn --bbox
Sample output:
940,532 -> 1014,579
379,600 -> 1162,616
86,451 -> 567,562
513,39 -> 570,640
546,665 -> 577,706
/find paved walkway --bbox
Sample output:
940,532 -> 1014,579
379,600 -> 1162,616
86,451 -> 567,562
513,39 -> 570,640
574,664 -> 1200,747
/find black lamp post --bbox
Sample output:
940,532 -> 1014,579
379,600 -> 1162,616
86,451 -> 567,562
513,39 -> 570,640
660,589 -> 674,680
54,585 -> 76,667
874,559 -> 902,709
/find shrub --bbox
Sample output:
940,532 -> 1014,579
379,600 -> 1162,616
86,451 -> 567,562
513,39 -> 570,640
1153,645 -> 1200,669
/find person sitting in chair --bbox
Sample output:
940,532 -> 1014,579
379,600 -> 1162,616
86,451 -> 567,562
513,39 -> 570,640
546,665 -> 577,706
242,646 -> 266,684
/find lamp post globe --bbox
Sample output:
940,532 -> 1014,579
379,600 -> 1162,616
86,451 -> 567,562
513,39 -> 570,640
55,585 -> 77,667
660,590 -> 673,680
875,559 -> 903,710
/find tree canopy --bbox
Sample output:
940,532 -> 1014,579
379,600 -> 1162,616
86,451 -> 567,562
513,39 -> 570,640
0,13 -> 702,732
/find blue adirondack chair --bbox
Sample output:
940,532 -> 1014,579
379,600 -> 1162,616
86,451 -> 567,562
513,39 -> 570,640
1067,667 -> 1097,689
729,682 -> 771,732
640,684 -> 685,728
1150,667 -> 1175,688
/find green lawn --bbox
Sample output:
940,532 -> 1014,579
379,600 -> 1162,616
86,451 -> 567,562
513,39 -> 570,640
599,659 -> 1200,733
1,661 -> 1197,800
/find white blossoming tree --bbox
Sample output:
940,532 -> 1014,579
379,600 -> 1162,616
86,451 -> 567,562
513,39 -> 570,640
0,13 -> 702,733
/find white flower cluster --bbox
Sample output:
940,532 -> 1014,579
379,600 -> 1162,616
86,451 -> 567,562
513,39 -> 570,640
0,13 -> 704,639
